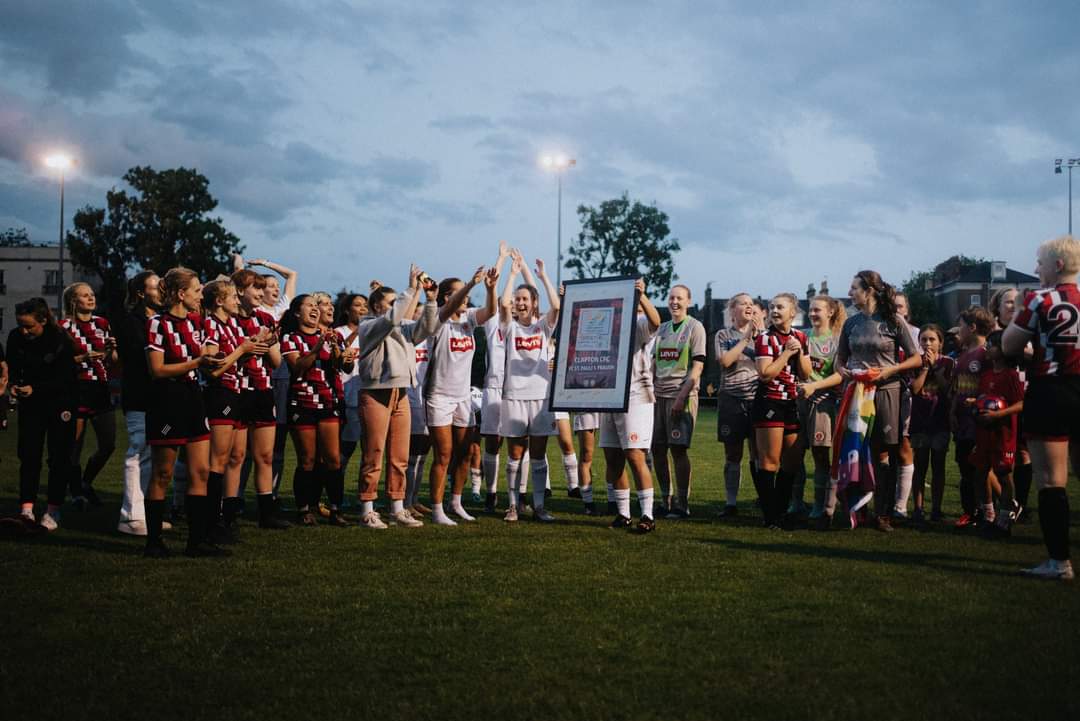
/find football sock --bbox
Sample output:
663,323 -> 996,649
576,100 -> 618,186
724,461 -> 741,507
813,466 -> 829,516
361,501 -> 374,516
293,467 -> 310,510
451,493 -> 475,521
206,471 -> 224,527
1039,487 -> 1070,561
581,484 -> 594,503
637,487 -> 655,519
506,459 -> 522,509
470,468 -> 482,495
982,502 -> 996,523
431,502 -> 457,525
788,464 -> 806,512
757,469 -> 776,522
482,452 -> 499,493
327,468 -> 345,510
145,499 -> 165,543
531,458 -> 549,510
391,499 -> 404,514
774,469 -> 794,522
1015,463 -> 1032,508
563,453 -> 579,490
894,463 -> 914,515
614,488 -> 631,518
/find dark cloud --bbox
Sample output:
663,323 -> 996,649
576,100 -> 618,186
0,0 -> 152,98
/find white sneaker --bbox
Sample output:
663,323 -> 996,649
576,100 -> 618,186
391,510 -> 423,528
533,508 -> 555,523
451,503 -> 476,523
1023,559 -> 1074,581
117,519 -> 148,536
503,505 -> 518,523
360,511 -> 388,530
39,511 -> 60,532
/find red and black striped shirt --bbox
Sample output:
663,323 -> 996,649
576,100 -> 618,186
203,314 -> 245,392
1014,284 -> 1080,379
281,331 -> 339,410
146,312 -> 205,384
237,308 -> 277,391
61,315 -> 112,384
755,326 -> 808,401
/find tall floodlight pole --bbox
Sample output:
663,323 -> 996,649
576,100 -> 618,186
45,153 -> 75,312
540,154 -> 576,287
1055,158 -> 1078,235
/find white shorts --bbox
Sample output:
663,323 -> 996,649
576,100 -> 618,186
410,400 -> 428,436
573,412 -> 600,432
341,405 -> 363,443
480,387 -> 502,436
500,399 -> 556,438
554,411 -> 570,421
426,393 -> 475,428
599,403 -> 654,449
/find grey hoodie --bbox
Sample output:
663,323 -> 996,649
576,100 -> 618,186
356,289 -> 439,390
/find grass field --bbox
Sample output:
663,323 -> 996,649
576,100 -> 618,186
2,407 -> 1078,721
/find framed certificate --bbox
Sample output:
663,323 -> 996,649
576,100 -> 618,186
549,276 -> 640,412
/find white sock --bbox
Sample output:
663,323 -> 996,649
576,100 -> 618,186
451,493 -> 476,521
638,487 -> 655,519
982,502 -> 996,523
521,451 -> 530,494
506,459 -> 522,508
563,453 -> 579,490
894,463 -> 914,514
482,452 -> 499,493
531,458 -> 549,510
406,454 -> 427,506
606,482 -> 614,503
362,501 -> 374,515
391,499 -> 404,514
432,502 -> 457,525
614,488 -> 631,518
725,461 -> 743,507
582,484 -> 594,503
470,468 -> 482,494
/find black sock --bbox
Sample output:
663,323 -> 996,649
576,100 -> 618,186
326,468 -> 345,509
185,494 -> 207,548
145,499 -> 165,543
774,469 -> 794,521
1038,488 -> 1071,561
69,464 -> 84,498
257,492 -> 275,521
293,468 -> 311,509
1015,463 -> 1033,508
222,496 -> 242,525
309,465 -> 326,509
757,469 -> 777,523
206,471 -> 224,528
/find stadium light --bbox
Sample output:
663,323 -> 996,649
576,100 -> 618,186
44,152 -> 77,312
539,152 -> 577,286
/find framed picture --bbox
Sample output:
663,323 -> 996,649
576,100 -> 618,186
549,276 -> 640,413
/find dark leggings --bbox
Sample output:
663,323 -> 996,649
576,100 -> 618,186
71,409 -> 117,492
19,404 -> 77,506
955,439 -> 976,516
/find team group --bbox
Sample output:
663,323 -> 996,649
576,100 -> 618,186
5,237 -> 1078,579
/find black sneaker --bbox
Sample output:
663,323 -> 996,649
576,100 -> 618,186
143,539 -> 171,559
328,510 -> 349,528
184,541 -> 231,558
665,506 -> 690,520
718,505 -> 738,518
636,516 -> 656,534
209,523 -> 239,545
610,514 -> 633,529
583,501 -> 597,516
258,515 -> 291,530
484,492 -> 497,513
297,510 -> 318,527
544,487 -> 552,500
567,487 -> 582,499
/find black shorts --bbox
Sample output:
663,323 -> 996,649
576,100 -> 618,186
287,399 -> 342,429
204,386 -> 244,428
716,392 -> 753,443
147,381 -> 210,447
752,392 -> 800,433
240,389 -> 278,429
75,381 -> 111,418
1023,376 -> 1080,442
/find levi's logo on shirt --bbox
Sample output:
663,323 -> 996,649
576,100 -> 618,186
415,348 -> 428,363
658,347 -> 680,361
515,335 -> 542,351
450,336 -> 474,353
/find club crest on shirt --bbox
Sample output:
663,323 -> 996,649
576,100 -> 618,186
450,336 -> 474,353
671,429 -> 682,440
968,360 -> 981,373
629,432 -> 640,442
814,431 -> 825,443
415,347 -> 429,363
515,336 -> 542,352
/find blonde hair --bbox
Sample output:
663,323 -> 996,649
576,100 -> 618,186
61,282 -> 93,319
202,279 -> 236,314
726,292 -> 753,327
811,294 -> 847,335
1038,235 -> 1080,276
161,267 -> 200,309
312,291 -> 333,305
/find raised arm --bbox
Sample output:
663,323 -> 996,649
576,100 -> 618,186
248,258 -> 298,301
500,256 -> 522,325
535,258 -> 560,327
439,266 -> 484,324
635,278 -> 660,332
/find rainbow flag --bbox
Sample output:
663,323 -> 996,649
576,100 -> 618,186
831,376 -> 877,513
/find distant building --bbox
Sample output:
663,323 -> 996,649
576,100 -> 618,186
0,244 -> 98,333
928,260 -> 1038,323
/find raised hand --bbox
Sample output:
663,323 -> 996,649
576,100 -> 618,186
485,266 -> 500,288
408,264 -> 421,290
535,257 -> 546,276
498,240 -> 510,258
369,279 -> 383,292
471,265 -> 486,286
634,278 -> 646,295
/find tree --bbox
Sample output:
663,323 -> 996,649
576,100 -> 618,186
0,227 -> 32,247
564,193 -> 680,299
66,166 -> 244,315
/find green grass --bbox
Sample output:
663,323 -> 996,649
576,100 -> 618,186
2,407 -> 1078,721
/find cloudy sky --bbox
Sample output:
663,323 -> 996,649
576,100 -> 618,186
2,1 -> 1078,302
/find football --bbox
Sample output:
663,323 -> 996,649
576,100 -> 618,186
975,394 -> 1006,413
